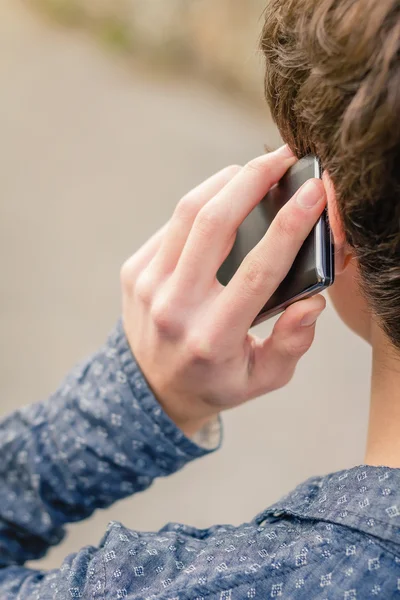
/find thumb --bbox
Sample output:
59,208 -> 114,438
247,295 -> 326,399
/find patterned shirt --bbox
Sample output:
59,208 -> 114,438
0,321 -> 400,599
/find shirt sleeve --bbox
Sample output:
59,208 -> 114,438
0,319 -> 221,571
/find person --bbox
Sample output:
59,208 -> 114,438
1,0 -> 399,597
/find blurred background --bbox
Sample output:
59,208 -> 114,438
1,0 -> 371,571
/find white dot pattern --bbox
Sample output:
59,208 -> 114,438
0,321 -> 399,598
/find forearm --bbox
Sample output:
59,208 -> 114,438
0,320 -> 220,567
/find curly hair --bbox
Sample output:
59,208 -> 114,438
261,0 -> 400,347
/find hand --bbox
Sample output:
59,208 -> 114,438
121,146 -> 327,436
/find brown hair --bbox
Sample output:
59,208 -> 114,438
261,0 -> 400,347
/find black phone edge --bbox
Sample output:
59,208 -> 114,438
250,281 -> 328,327
250,157 -> 335,328
251,226 -> 335,327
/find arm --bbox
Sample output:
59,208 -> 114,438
0,320 -> 219,570
0,148 -> 328,597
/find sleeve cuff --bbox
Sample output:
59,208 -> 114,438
191,418 -> 221,450
111,320 -> 223,461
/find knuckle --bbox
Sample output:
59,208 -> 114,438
174,192 -> 198,223
244,156 -> 268,176
195,206 -> 224,238
242,256 -> 269,294
282,338 -> 313,359
187,332 -> 216,362
120,258 -> 136,295
150,297 -> 175,333
274,208 -> 298,240
135,270 -> 156,305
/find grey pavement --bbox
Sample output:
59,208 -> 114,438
0,1 -> 371,570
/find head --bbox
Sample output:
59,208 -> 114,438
260,0 -> 400,350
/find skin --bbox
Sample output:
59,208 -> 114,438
324,173 -> 400,468
122,146 -> 327,436
121,147 -> 399,469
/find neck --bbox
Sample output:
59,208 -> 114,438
365,321 -> 400,468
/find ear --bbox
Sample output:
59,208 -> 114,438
322,171 -> 353,274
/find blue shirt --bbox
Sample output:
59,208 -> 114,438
1,321 -> 399,599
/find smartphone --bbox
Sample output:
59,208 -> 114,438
216,155 -> 335,327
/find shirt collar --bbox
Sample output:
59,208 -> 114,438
258,465 -> 400,545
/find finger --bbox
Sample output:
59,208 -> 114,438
151,165 -> 242,276
121,220 -> 170,283
172,145 -> 297,298
121,167 -> 240,292
247,294 -> 326,399
211,178 -> 326,344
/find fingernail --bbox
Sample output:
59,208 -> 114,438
301,309 -> 324,327
296,180 -> 323,208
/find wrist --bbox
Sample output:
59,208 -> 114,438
123,327 -> 218,437
135,359 -> 218,437
160,403 -> 215,438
